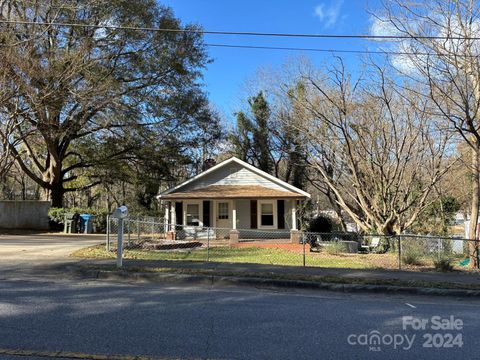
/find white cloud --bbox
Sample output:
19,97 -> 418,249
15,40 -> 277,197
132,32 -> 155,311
369,14 -> 480,75
314,1 -> 344,29
369,17 -> 401,39
369,16 -> 418,74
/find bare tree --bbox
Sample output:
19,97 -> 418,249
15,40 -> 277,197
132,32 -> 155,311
0,117 -> 17,179
0,54 -> 25,181
284,61 -> 452,236
377,0 -> 480,264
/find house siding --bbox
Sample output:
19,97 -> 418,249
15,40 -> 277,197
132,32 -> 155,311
177,162 -> 292,193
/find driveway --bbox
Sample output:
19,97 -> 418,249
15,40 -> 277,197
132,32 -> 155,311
0,233 -> 104,278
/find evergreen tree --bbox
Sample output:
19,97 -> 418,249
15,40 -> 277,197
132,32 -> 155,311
229,111 -> 253,162
286,82 -> 308,190
249,92 -> 273,173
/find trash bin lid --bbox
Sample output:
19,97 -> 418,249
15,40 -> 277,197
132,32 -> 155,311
64,213 -> 76,220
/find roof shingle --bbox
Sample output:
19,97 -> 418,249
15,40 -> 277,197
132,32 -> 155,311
158,185 -> 306,199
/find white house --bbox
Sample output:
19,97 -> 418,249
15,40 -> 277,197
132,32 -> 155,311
157,157 -> 310,242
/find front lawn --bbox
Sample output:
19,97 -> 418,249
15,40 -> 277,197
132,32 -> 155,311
72,245 -> 401,269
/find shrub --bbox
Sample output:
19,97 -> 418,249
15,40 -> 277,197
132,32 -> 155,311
308,215 -> 333,233
401,245 -> 424,266
401,239 -> 430,266
48,207 -> 67,224
402,251 -> 423,266
324,242 -> 347,255
433,257 -> 454,272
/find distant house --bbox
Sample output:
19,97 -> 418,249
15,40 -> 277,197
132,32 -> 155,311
157,157 -> 310,241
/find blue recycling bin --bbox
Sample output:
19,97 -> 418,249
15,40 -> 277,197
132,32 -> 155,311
79,213 -> 96,234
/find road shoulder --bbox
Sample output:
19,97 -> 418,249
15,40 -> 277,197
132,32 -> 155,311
70,261 -> 480,298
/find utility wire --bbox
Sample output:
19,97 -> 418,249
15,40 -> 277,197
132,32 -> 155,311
0,19 -> 479,41
205,43 -> 442,56
0,38 -> 464,57
1,19 -> 478,57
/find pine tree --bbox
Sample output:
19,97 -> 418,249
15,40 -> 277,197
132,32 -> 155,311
229,111 -> 253,162
249,92 -> 273,173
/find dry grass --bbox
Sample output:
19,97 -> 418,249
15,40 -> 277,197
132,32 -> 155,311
72,244 -> 409,270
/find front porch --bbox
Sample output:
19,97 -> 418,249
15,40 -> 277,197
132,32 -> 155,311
162,198 -> 302,242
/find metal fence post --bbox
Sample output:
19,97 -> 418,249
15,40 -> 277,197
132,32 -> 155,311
116,218 -> 124,268
207,228 -> 210,262
106,214 -> 110,252
477,240 -> 480,270
151,218 -> 154,238
397,235 -> 402,270
302,232 -> 306,267
127,218 -> 131,247
137,217 -> 141,241
438,237 -> 443,262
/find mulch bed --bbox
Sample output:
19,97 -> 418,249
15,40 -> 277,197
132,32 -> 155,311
232,242 -> 306,254
132,240 -> 203,251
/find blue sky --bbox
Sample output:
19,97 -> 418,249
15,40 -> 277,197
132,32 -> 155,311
160,0 -> 382,121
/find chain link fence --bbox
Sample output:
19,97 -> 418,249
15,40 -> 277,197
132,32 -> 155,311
106,216 -> 167,251
105,216 -> 478,271
397,234 -> 474,271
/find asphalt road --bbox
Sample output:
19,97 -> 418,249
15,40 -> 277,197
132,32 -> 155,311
1,234 -> 479,359
0,277 -> 479,360
0,233 -> 103,279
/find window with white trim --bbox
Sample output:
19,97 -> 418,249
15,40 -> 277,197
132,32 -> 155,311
218,202 -> 229,220
260,202 -> 274,226
186,204 -> 200,226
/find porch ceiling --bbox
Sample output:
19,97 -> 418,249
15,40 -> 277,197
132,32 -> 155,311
158,185 -> 306,200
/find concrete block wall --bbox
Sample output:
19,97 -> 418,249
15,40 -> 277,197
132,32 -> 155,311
0,201 -> 50,230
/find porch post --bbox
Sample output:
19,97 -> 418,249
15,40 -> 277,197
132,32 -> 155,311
170,202 -> 176,226
167,201 -> 177,241
183,203 -> 187,227
165,201 -> 170,231
291,200 -> 297,230
232,200 -> 237,230
290,199 -> 300,243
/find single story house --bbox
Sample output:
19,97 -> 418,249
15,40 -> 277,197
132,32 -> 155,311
157,157 -> 311,242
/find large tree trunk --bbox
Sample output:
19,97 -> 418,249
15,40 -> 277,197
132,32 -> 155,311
44,159 -> 65,208
468,144 -> 479,268
50,185 -> 65,208
50,152 -> 66,207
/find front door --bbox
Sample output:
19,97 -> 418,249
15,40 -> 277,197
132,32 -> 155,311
216,201 -> 231,229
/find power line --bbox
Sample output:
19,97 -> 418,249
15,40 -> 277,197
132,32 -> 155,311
1,19 -> 480,41
1,19 -> 478,58
206,43 -> 480,58
205,43 -> 433,56
0,39 -> 456,57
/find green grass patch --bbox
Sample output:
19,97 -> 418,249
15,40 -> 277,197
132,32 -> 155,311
72,244 -> 385,269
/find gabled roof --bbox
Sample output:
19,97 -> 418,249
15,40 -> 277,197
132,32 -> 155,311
159,185 -> 305,199
157,157 -> 311,199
